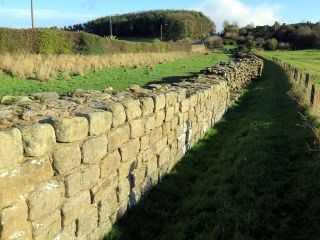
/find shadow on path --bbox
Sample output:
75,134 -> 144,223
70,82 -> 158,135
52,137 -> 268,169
106,59 -> 320,240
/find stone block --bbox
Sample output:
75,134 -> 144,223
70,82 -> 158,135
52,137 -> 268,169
119,139 -> 140,162
0,128 -> 23,171
100,150 -> 121,179
61,191 -> 91,226
52,117 -> 88,143
165,91 -> 177,107
32,210 -> 61,240
131,166 -> 146,188
165,106 -> 175,122
0,199 -> 31,240
140,135 -> 150,151
108,125 -> 130,151
77,111 -> 112,136
117,178 -> 131,204
99,190 -> 119,222
158,147 -> 171,168
0,158 -> 53,209
76,206 -> 98,237
28,179 -> 64,221
118,161 -> 137,180
102,101 -> 126,128
154,137 -> 168,155
65,171 -> 82,197
121,99 -> 142,121
58,222 -> 76,240
180,99 -> 190,113
162,122 -> 171,134
176,89 -> 186,102
82,135 -> 108,164
91,178 -> 117,203
81,165 -> 100,190
140,97 -> 154,116
152,93 -> 165,112
155,110 -> 165,127
145,115 -> 156,133
149,127 -> 163,145
88,220 -> 112,240
53,144 -> 81,175
141,147 -> 156,163
20,124 -> 56,157
129,119 -> 144,139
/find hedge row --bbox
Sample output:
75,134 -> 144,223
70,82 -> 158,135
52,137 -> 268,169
0,28 -> 192,54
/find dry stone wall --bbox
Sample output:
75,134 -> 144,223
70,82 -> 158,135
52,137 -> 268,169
0,54 -> 263,240
273,58 -> 320,115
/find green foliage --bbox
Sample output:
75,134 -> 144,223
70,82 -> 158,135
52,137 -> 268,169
0,28 -> 192,55
205,36 -> 224,49
0,54 -> 229,98
68,10 -> 216,41
105,59 -> 320,240
264,38 -> 278,51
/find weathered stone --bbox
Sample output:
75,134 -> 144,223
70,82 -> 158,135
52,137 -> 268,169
155,110 -> 165,127
119,139 -> 140,162
0,158 -> 53,208
118,161 -> 137,180
140,135 -> 150,151
145,115 -> 156,132
165,91 -> 177,107
152,93 -> 165,112
61,191 -> 91,226
52,117 -> 88,143
58,222 -> 76,240
129,118 -> 144,138
99,192 -> 119,222
91,178 -> 118,203
65,171 -> 82,197
0,199 -> 31,240
108,124 -> 130,151
53,144 -> 81,175
76,206 -> 98,237
88,220 -> 112,240
32,210 -> 61,240
82,135 -> 108,164
0,128 -> 23,171
77,111 -> 112,136
180,99 -> 190,113
165,107 -> 174,122
28,179 -> 64,221
100,150 -> 121,179
117,178 -> 131,203
121,99 -> 142,121
103,101 -> 126,128
158,147 -> 171,168
154,137 -> 168,154
81,165 -> 100,190
20,124 -> 56,157
140,97 -> 154,116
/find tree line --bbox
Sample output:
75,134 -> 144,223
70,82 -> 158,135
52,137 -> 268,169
65,10 -> 216,41
221,21 -> 320,50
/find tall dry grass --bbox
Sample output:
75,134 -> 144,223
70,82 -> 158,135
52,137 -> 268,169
0,52 -> 188,81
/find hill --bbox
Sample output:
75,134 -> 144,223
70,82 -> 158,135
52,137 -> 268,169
67,10 -> 216,41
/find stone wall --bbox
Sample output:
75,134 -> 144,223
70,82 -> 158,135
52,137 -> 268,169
0,54 -> 263,240
273,58 -> 320,115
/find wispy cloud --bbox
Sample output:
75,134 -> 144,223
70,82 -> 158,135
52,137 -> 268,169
194,0 -> 281,31
0,8 -> 98,28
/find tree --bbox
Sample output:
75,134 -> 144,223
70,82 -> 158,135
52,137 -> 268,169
264,38 -> 278,51
205,36 -> 223,49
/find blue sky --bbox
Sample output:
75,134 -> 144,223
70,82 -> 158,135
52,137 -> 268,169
0,0 -> 319,30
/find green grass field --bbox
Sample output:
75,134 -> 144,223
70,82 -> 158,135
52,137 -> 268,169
258,50 -> 320,75
105,58 -> 320,240
0,53 -> 229,98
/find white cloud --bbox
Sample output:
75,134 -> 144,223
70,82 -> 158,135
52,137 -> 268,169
194,0 -> 281,31
0,8 -> 98,28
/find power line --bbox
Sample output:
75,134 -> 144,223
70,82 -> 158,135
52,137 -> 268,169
31,0 -> 34,29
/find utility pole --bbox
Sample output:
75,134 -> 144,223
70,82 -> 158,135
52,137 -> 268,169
200,22 -> 203,37
160,24 -> 163,41
109,16 -> 113,36
31,0 -> 34,29
185,21 -> 188,38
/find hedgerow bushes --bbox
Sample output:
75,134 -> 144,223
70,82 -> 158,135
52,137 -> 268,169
0,28 -> 191,54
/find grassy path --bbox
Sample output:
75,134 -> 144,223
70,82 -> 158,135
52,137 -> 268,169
106,59 -> 320,240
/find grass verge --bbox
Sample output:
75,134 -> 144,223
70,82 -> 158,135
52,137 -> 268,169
0,53 -> 229,98
105,58 -> 320,240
